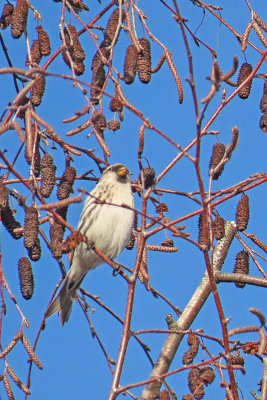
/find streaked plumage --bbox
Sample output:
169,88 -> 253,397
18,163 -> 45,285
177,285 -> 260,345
53,0 -> 90,12
45,164 -> 134,325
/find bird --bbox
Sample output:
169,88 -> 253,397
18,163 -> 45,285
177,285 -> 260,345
53,0 -> 90,13
45,163 -> 134,325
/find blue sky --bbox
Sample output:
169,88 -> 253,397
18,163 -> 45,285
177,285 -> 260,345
0,0 -> 266,399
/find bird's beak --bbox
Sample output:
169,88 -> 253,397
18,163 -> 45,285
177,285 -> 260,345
117,166 -> 129,177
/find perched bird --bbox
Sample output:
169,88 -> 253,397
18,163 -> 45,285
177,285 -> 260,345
53,0 -> 90,12
45,164 -> 134,325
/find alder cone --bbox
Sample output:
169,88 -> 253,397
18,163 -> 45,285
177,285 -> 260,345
64,25 -> 85,62
108,119 -> 120,131
57,166 -> 76,200
0,180 -> 9,211
124,44 -> 138,84
233,250 -> 249,288
104,8 -> 125,45
209,142 -> 225,179
90,65 -> 106,104
237,62 -> 253,99
1,205 -> 22,239
183,333 -> 200,365
24,206 -> 39,249
198,213 -> 210,250
260,112 -> 267,132
40,154 -> 56,198
18,257 -> 34,300
11,0 -> 29,38
26,39 -> 42,66
139,166 -> 155,189
199,367 -> 215,385
137,38 -> 152,84
236,193 -> 249,231
0,4 -> 14,29
110,98 -> 123,112
159,389 -> 170,400
30,75 -> 46,107
50,207 -> 68,259
260,80 -> 267,112
213,215 -> 225,240
36,25 -> 51,56
28,237 -> 42,261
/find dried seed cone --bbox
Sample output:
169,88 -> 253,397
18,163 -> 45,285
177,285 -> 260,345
156,203 -> 169,213
236,193 -> 249,231
110,98 -> 123,112
91,42 -> 110,71
0,4 -> 14,29
124,44 -> 138,84
161,238 -> 174,247
231,351 -> 245,366
104,8 -> 125,45
194,383 -> 205,400
18,257 -> 34,299
233,250 -> 249,288
260,81 -> 267,112
64,25 -> 85,62
90,65 -> 106,104
237,62 -> 253,99
139,166 -> 155,189
260,113 -> 267,132
74,61 -> 85,76
209,142 -> 226,179
0,180 -> 9,210
137,38 -> 152,84
198,213 -> 210,250
159,389 -> 170,400
40,154 -> 56,198
24,206 -> 39,249
92,113 -> 107,131
57,166 -> 76,200
1,205 -> 22,239
30,75 -> 46,107
188,368 -> 202,395
108,119 -> 120,131
200,367 -> 215,385
183,395 -> 194,400
213,215 -> 225,240
26,39 -> 42,66
11,0 -> 29,38
183,333 -> 200,365
50,207 -> 68,259
62,231 -> 84,253
28,237 -> 41,261
36,25 -> 51,56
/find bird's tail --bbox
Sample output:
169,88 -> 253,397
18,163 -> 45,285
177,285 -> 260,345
45,273 -> 84,325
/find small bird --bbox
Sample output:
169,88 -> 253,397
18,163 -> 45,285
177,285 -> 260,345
53,0 -> 90,13
45,164 -> 134,325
